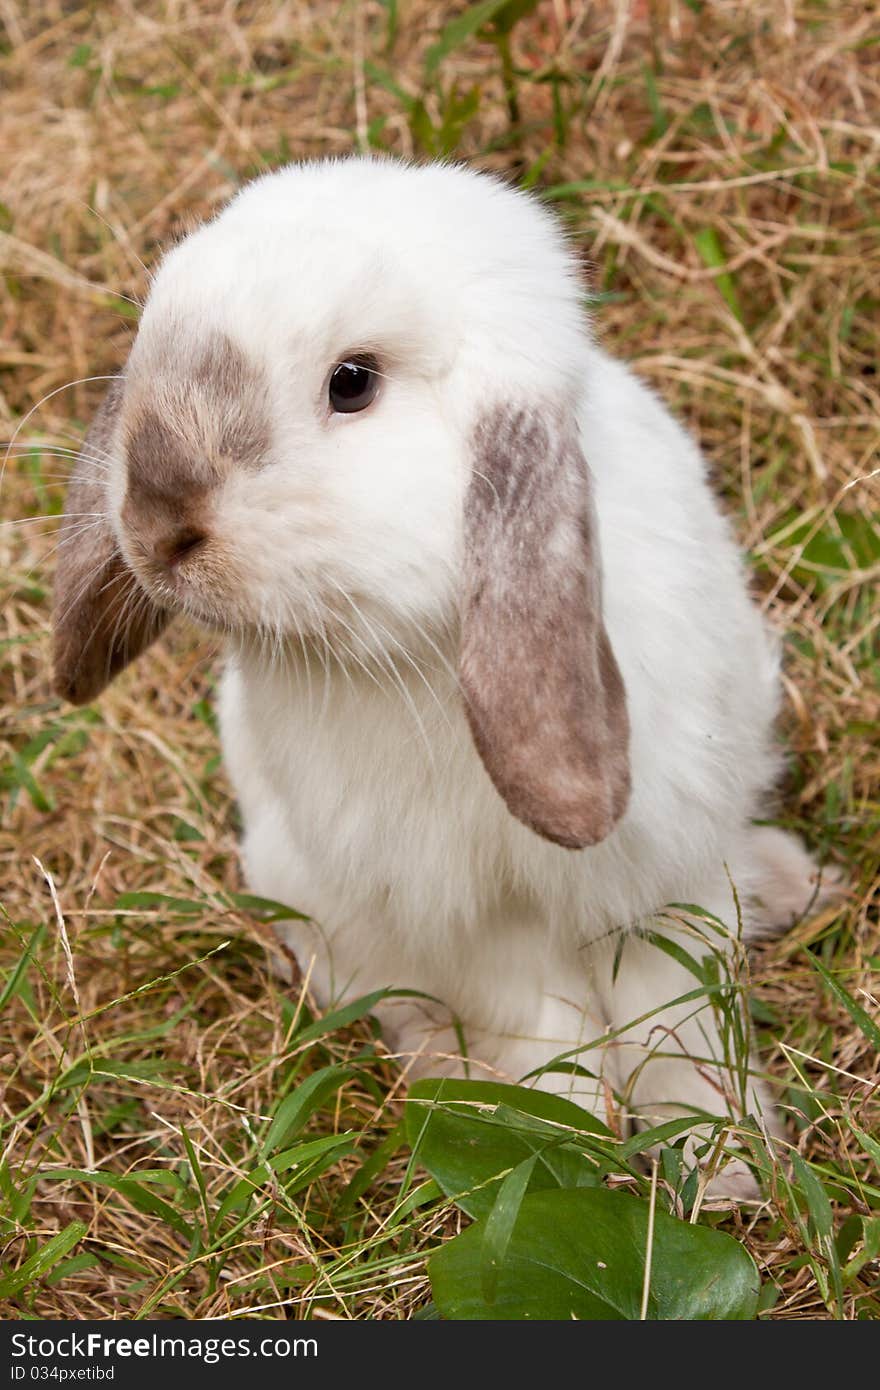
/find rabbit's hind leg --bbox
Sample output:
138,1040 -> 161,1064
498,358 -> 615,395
605,898 -> 780,1201
740,825 -> 845,939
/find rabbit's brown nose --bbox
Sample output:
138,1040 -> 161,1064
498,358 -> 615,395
154,527 -> 207,568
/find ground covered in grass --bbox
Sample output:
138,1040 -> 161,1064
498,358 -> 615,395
1,1 -> 878,1320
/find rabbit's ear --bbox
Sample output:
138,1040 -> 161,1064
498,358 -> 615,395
459,404 -> 630,849
52,381 -> 170,705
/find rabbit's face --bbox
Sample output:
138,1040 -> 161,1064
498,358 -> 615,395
111,216 -> 465,656
54,158 -> 631,849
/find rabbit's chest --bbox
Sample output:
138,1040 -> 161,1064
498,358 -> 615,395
223,658 -> 533,930
286,701 -> 512,924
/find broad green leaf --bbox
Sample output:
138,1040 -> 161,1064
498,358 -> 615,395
408,1078 -> 613,1132
406,1078 -> 611,1219
430,1188 -> 760,1320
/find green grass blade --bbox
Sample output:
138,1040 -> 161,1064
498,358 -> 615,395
260,1065 -> 355,1156
0,1221 -> 88,1298
0,922 -> 45,1011
808,953 -> 880,1051
481,1154 -> 536,1304
693,226 -> 743,320
425,0 -> 520,74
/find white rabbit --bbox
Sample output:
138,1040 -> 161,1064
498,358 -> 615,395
53,156 -> 835,1195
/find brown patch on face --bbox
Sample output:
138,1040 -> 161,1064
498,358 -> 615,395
119,331 -> 271,574
459,404 -> 631,849
53,334 -> 271,703
52,381 -> 170,705
124,331 -> 270,502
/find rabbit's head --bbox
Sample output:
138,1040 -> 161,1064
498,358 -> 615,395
53,157 -> 630,848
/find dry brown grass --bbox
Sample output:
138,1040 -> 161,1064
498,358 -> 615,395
1,0 -> 878,1320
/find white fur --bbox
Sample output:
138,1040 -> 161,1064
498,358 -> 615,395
115,158 -> 831,1178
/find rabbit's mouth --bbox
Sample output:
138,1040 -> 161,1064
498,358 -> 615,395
121,521 -> 245,633
123,531 -> 327,648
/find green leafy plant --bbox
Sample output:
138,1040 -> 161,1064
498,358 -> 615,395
405,1077 -> 761,1320
429,1188 -> 759,1320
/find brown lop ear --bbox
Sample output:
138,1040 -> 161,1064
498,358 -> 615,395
459,404 -> 631,850
52,380 -> 170,705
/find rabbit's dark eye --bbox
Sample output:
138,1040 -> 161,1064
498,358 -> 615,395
328,356 -> 380,414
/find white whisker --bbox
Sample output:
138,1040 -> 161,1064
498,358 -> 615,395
1,375 -> 122,493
